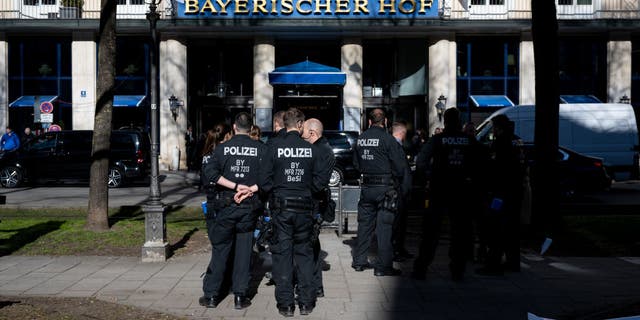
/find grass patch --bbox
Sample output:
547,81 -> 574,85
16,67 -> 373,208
0,207 -> 206,256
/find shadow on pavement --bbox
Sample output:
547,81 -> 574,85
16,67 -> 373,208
0,220 -> 64,256
168,227 -> 199,259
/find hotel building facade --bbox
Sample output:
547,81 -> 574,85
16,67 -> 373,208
1,0 -> 639,169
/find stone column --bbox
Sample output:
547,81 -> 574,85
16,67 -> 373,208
341,39 -> 363,132
519,34 -> 535,105
607,37 -> 632,103
0,33 -> 8,131
428,34 -> 456,133
254,38 -> 275,130
71,32 -> 97,130
159,37 -> 188,170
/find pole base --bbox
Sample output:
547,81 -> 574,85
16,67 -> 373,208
141,241 -> 170,262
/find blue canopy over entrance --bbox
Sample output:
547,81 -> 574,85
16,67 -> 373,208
114,95 -> 147,107
9,95 -> 58,108
469,95 -> 515,108
269,60 -> 346,86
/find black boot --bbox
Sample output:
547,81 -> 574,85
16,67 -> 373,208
234,295 -> 251,310
198,296 -> 218,308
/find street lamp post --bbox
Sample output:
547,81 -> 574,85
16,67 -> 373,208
142,0 -> 169,262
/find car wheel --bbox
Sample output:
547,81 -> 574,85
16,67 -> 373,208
108,167 -> 124,188
0,166 -> 23,188
329,168 -> 343,187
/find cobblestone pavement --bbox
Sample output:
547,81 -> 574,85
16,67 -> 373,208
2,232 -> 640,320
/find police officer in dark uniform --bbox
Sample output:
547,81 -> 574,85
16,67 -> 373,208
476,114 -> 526,275
352,108 -> 408,276
199,112 -> 267,310
301,118 -> 336,298
412,107 -> 483,281
269,110 -> 287,144
261,108 -> 325,317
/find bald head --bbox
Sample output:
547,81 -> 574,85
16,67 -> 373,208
302,118 -> 324,144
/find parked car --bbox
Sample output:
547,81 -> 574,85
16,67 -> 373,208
522,144 -> 612,197
261,130 -> 360,187
0,130 -> 150,188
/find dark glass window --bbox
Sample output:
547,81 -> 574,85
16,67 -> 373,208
631,38 -> 640,108
117,0 -> 127,4
189,40 -> 255,97
456,38 -> 519,108
577,0 -> 592,4
489,0 -> 504,4
42,0 -> 55,4
558,38 -> 606,101
558,0 -> 572,5
363,40 -> 394,97
24,0 -> 38,5
130,0 -> 145,4
470,0 -> 485,4
115,38 -> 148,96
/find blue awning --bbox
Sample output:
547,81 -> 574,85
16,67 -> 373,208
114,95 -> 146,107
9,95 -> 58,108
560,95 -> 602,104
269,60 -> 346,86
469,95 -> 515,108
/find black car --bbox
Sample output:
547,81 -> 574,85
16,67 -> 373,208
522,144 -> 612,196
0,130 -> 150,188
261,130 -> 359,186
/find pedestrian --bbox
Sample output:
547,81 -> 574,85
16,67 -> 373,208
412,107 -> 483,281
476,114 -> 526,275
0,126 -> 20,152
21,127 -> 36,146
261,108 -> 324,317
185,124 -> 196,171
199,112 -> 267,310
249,124 -> 262,142
351,108 -> 408,277
301,118 -> 336,299
390,121 -> 413,262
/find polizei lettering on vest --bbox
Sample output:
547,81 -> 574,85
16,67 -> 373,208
442,137 -> 469,145
277,147 -> 313,158
224,146 -> 258,156
357,138 -> 379,147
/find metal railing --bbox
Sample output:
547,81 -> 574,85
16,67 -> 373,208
0,0 -> 172,19
446,0 -> 640,20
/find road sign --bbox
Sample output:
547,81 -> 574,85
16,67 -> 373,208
48,124 -> 62,132
40,113 -> 54,123
40,101 -> 54,114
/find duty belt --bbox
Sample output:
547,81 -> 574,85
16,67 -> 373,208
275,196 -> 314,212
361,174 -> 395,186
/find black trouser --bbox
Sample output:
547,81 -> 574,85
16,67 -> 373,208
312,236 -> 322,291
392,197 -> 408,253
202,203 -> 257,297
414,194 -> 473,276
484,194 -> 521,269
271,207 -> 315,308
352,185 -> 395,271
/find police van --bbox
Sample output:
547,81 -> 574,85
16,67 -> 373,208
475,103 -> 640,181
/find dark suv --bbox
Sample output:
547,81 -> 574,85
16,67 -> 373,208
0,130 -> 150,188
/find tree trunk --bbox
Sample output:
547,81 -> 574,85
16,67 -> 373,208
86,0 -> 117,231
531,1 -> 560,232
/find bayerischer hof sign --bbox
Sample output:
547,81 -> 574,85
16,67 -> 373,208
176,0 -> 439,18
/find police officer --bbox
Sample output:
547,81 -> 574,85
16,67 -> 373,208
476,114 -> 525,275
352,108 -> 408,276
262,108 -> 324,317
301,118 -> 336,298
269,110 -> 287,144
390,121 -> 413,261
199,112 -> 267,310
412,107 -> 483,281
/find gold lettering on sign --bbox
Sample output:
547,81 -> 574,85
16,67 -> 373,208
281,0 -> 293,14
314,0 -> 331,14
216,0 -> 231,14
185,0 -> 200,13
254,0 -> 268,13
379,0 -> 396,14
271,0 -> 278,14
296,0 -> 312,14
335,0 -> 350,13
418,0 -> 432,13
200,0 -> 215,13
354,0 -> 369,14
235,0 -> 249,13
398,0 -> 415,13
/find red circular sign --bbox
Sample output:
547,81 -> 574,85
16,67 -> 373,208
48,124 -> 62,132
40,101 -> 54,114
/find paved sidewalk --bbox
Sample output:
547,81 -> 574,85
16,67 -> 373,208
2,232 -> 640,320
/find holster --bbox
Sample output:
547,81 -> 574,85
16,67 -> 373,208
381,188 -> 399,213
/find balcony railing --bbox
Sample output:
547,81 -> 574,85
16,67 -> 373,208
445,0 -> 640,20
0,0 -> 172,19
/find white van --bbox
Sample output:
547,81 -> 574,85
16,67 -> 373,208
475,103 -> 640,181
